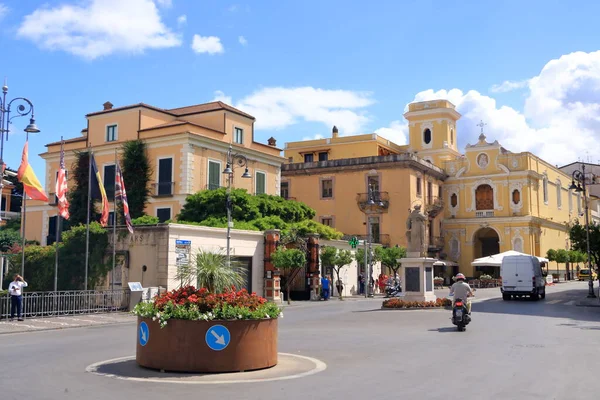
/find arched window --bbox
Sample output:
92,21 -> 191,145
423,128 -> 432,144
513,237 -> 523,253
556,181 -> 562,208
450,193 -> 458,208
475,184 -> 494,210
512,189 -> 521,205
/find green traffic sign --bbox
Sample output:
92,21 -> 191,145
348,236 -> 359,248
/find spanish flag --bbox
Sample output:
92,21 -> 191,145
17,141 -> 48,202
90,154 -> 109,227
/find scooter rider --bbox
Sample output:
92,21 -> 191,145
449,273 -> 474,314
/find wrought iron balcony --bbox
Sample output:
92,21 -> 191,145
425,196 -> 444,218
152,182 -> 175,197
357,191 -> 390,213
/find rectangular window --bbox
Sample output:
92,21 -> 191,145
281,181 -> 289,199
557,184 -> 562,209
367,175 -> 380,192
255,171 -> 266,195
321,179 -> 333,199
103,165 -> 116,199
288,157 -> 293,163
438,185 -> 442,199
318,152 -> 328,162
416,177 -> 422,196
369,216 -> 380,244
234,127 -> 244,144
157,208 -> 171,223
304,154 -> 314,163
106,125 -> 117,142
427,181 -> 433,203
157,158 -> 173,195
108,211 -> 115,226
321,217 -> 333,227
208,160 -> 221,190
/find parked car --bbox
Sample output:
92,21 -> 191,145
500,255 -> 546,301
578,269 -> 597,281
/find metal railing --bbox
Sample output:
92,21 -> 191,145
475,210 -> 494,218
357,191 -> 390,212
0,211 -> 21,220
151,182 -> 175,196
0,289 -> 130,319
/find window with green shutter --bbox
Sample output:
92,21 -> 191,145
256,171 -> 266,194
208,161 -> 221,190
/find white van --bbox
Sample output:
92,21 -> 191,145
500,255 -> 546,301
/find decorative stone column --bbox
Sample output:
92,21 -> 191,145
264,229 -> 282,304
306,234 -> 320,301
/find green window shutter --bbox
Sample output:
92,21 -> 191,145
208,161 -> 220,190
257,172 -> 266,194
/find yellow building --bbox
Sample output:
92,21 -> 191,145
24,101 -> 284,244
282,127 -> 446,253
284,99 -> 582,279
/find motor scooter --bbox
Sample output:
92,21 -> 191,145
450,297 -> 471,331
385,281 -> 402,298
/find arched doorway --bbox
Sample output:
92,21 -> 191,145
474,228 -> 500,259
474,227 -> 500,277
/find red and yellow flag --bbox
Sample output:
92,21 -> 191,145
17,141 -> 48,202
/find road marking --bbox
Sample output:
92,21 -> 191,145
67,318 -> 103,324
0,322 -> 44,329
547,300 -> 562,304
37,320 -> 78,327
565,301 -> 575,306
86,353 -> 327,385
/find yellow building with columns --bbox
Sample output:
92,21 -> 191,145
24,101 -> 284,245
284,99 -> 582,279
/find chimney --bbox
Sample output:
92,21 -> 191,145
332,125 -> 338,138
267,137 -> 277,147
103,101 -> 113,111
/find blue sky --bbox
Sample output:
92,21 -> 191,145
2,0 -> 600,182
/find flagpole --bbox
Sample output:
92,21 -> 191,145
53,136 -> 64,292
20,133 -> 29,277
84,145 -> 92,291
111,148 -> 117,292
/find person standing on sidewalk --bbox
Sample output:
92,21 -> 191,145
8,274 -> 28,321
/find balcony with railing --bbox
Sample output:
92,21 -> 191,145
152,182 -> 175,197
356,191 -> 390,213
425,196 -> 444,218
0,211 -> 20,220
475,210 -> 495,218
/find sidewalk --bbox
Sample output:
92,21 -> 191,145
0,312 -> 136,335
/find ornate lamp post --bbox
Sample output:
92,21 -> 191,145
362,185 -> 386,298
222,144 -> 251,268
569,164 -> 596,298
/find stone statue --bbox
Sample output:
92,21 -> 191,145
406,205 -> 427,256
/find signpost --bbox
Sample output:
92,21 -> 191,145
348,236 -> 359,249
205,324 -> 231,351
175,239 -> 192,268
139,321 -> 149,346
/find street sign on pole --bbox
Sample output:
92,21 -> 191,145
348,236 -> 359,249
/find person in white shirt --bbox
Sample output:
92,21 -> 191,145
8,274 -> 28,321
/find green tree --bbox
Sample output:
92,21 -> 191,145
546,249 -> 557,275
570,223 -> 600,278
177,188 -> 342,239
271,247 -> 306,304
327,248 -> 353,300
0,229 -> 20,252
375,246 -> 406,280
68,151 -> 98,226
555,249 -> 570,277
175,249 -> 244,293
121,140 -> 152,219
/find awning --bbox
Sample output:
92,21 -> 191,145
471,250 -> 549,267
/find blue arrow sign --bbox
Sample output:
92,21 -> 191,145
139,321 -> 149,346
176,240 -> 191,245
205,324 -> 230,351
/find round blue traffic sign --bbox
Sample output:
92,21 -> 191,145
139,321 -> 149,346
205,324 -> 231,351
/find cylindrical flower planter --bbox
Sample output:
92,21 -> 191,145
136,316 -> 278,373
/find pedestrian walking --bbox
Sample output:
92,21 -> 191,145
9,274 -> 28,321
321,275 -> 331,300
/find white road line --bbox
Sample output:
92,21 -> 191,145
67,318 -> 103,324
547,300 -> 562,304
565,300 -> 576,306
37,320 -> 78,326
0,322 -> 44,329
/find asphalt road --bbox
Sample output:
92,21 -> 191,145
1,282 -> 599,400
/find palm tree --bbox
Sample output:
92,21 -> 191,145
176,249 -> 245,293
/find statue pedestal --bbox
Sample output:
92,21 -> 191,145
397,256 -> 437,302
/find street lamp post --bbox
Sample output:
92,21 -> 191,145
364,185 -> 385,298
569,164 -> 596,298
0,82 -> 40,278
222,144 -> 251,268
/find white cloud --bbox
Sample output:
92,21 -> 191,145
375,120 -> 409,145
17,0 -> 181,60
191,35 -> 224,54
490,79 -> 529,93
0,4 -> 8,20
214,87 -> 374,135
408,50 -> 600,165
238,36 -> 247,46
213,90 -> 232,105
228,4 -> 239,12
177,15 -> 187,27
155,0 -> 172,8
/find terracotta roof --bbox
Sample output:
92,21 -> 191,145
167,101 -> 255,120
86,102 -> 168,117
139,119 -> 225,135
45,136 -> 87,147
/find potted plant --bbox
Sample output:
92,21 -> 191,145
132,249 -> 282,373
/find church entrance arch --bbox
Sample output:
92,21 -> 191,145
473,227 -> 501,277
